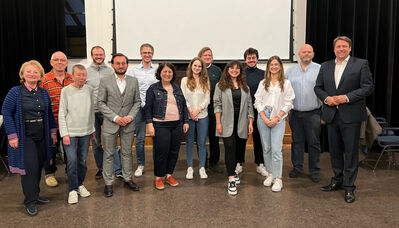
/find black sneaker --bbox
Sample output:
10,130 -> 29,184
26,204 -> 38,216
234,174 -> 240,184
228,180 -> 237,195
95,170 -> 103,179
115,172 -> 123,179
289,169 -> 301,178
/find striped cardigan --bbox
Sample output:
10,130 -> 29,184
1,85 -> 56,175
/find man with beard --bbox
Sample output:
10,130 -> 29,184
98,53 -> 141,196
242,48 -> 268,176
86,46 -> 123,179
286,44 -> 322,183
41,51 -> 73,187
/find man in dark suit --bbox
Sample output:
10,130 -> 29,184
314,36 -> 373,203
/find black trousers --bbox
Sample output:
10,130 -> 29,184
21,122 -> 46,206
208,107 -> 220,166
44,130 -> 62,175
222,117 -> 247,177
250,109 -> 264,165
153,121 -> 183,177
327,110 -> 361,191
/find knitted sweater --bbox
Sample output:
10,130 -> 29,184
1,85 -> 56,175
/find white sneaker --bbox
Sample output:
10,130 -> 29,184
235,163 -> 243,174
256,164 -> 269,177
68,190 -> 78,204
271,178 -> 283,192
263,173 -> 274,187
78,185 -> 91,198
199,167 -> 208,179
227,180 -> 237,195
186,167 -> 194,180
134,165 -> 145,177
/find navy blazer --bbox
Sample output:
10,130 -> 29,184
314,57 -> 373,123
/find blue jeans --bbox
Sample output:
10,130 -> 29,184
186,116 -> 209,168
289,109 -> 321,174
64,135 -> 91,191
257,108 -> 286,178
92,112 -> 122,174
134,109 -> 146,166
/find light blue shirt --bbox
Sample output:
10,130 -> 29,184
286,61 -> 322,111
127,63 -> 158,107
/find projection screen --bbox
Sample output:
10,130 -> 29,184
114,0 -> 292,61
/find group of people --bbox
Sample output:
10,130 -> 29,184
1,35 -> 374,216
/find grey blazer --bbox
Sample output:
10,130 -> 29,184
213,83 -> 254,139
97,75 -> 141,134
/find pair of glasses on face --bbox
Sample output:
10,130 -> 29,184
52,58 -> 67,62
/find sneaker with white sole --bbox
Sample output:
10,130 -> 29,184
234,174 -> 240,184
134,165 -> 145,177
263,173 -> 274,187
186,167 -> 194,179
68,190 -> 78,204
271,178 -> 283,192
199,167 -> 208,179
256,164 -> 268,177
78,185 -> 91,198
228,180 -> 237,195
235,163 -> 243,174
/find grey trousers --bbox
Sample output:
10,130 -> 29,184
102,130 -> 135,185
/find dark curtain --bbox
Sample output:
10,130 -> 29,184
306,0 -> 399,125
0,0 -> 66,106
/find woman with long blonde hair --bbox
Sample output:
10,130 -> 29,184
254,56 -> 295,192
181,57 -> 210,179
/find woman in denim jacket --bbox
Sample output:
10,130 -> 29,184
145,63 -> 189,190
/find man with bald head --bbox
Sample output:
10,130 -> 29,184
286,44 -> 322,183
41,51 -> 73,187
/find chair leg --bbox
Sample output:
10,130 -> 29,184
373,149 -> 387,171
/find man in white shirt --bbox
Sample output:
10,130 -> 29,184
127,43 -> 158,177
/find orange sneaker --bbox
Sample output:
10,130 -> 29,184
155,178 -> 165,190
165,175 -> 179,187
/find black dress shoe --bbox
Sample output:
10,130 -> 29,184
125,180 -> 139,191
104,185 -> 113,197
37,196 -> 50,205
321,182 -> 343,191
289,169 -> 301,178
26,204 -> 38,216
95,170 -> 103,179
344,190 -> 356,203
311,173 -> 320,183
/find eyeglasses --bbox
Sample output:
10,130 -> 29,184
52,58 -> 67,62
114,62 -> 127,66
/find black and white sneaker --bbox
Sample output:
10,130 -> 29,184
234,174 -> 240,184
228,180 -> 237,195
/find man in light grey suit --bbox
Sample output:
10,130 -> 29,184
98,53 -> 141,197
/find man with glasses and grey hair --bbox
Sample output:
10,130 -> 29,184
40,51 -> 73,187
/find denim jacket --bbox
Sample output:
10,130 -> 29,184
144,81 -> 189,124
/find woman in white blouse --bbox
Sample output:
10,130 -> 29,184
181,57 -> 210,179
254,56 -> 295,192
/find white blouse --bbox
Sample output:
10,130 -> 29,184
254,79 -> 295,119
180,77 -> 210,119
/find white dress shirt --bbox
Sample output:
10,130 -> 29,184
254,79 -> 295,119
115,74 -> 126,94
334,56 -> 350,88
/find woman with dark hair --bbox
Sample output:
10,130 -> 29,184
181,57 -> 210,179
2,60 -> 57,216
145,62 -> 189,190
213,60 -> 254,195
254,56 -> 295,192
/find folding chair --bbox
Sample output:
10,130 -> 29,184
373,127 -> 399,171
